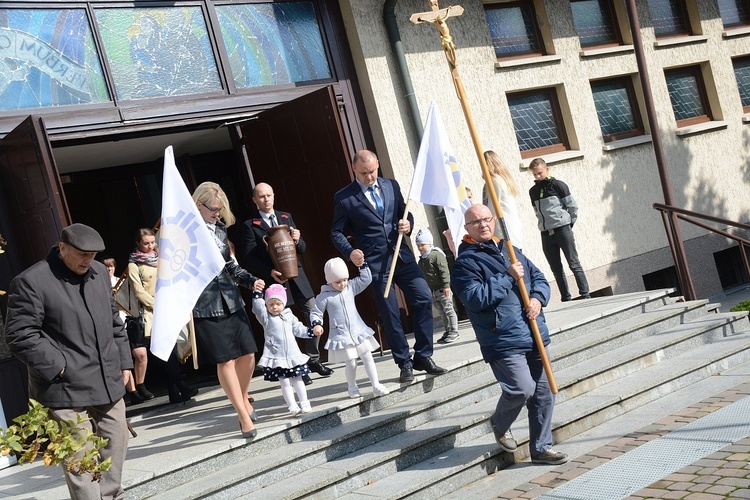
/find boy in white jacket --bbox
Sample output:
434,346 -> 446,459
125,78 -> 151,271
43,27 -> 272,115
311,258 -> 389,398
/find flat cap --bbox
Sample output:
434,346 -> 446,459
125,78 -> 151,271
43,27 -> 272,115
61,223 -> 105,252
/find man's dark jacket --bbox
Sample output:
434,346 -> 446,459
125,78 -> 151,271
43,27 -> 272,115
241,209 -> 313,305
4,247 -> 133,408
451,237 -> 551,362
330,178 -> 415,274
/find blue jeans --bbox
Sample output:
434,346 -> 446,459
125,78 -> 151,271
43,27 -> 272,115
489,350 -> 555,456
541,224 -> 589,301
370,259 -> 434,367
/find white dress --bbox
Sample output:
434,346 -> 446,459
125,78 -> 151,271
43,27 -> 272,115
311,265 -> 380,363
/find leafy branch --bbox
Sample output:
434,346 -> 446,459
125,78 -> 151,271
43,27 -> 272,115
0,399 -> 111,480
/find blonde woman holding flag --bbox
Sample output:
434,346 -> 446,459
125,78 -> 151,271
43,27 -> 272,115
192,182 -> 264,440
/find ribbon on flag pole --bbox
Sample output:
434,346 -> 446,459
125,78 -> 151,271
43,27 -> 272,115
150,146 -> 226,361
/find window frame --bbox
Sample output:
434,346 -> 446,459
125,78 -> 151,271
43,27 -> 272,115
647,0 -> 692,39
570,0 -> 623,49
506,87 -> 570,159
590,76 -> 645,143
484,0 -> 546,60
718,0 -> 750,29
732,55 -> 750,113
664,65 -> 712,127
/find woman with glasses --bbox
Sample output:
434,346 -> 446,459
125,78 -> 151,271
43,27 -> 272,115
192,182 -> 263,440
482,150 -> 525,251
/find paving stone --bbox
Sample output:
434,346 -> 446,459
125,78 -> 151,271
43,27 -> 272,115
729,488 -> 750,498
666,473 -> 699,482
706,485 -> 738,495
718,477 -> 750,488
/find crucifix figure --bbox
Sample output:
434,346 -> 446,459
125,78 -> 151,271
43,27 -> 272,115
409,0 -> 464,68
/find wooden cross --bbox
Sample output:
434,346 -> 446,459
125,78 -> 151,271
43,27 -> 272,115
409,0 -> 465,67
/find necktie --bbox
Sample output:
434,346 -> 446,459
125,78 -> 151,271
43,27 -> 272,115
369,186 -> 385,218
269,214 -> 277,227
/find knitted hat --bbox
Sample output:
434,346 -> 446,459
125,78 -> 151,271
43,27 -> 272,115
324,257 -> 349,283
264,284 -> 287,306
415,228 -> 433,245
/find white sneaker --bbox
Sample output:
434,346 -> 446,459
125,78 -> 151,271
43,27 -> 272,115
289,404 -> 302,416
348,386 -> 361,398
300,400 -> 312,413
373,384 -> 390,396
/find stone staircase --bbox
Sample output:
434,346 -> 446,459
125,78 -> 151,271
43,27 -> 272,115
125,289 -> 750,499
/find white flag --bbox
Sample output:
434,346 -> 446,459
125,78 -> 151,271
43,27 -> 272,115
408,101 -> 471,254
150,146 -> 225,361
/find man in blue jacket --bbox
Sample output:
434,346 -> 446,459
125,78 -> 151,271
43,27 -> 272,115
452,204 -> 567,465
331,149 -> 446,383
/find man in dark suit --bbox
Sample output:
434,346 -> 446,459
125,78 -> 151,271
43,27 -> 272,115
242,182 -> 333,383
331,149 -> 447,383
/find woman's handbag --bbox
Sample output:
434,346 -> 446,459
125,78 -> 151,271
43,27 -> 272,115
125,314 -> 147,348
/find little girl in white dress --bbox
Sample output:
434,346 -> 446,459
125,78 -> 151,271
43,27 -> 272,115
311,258 -> 389,399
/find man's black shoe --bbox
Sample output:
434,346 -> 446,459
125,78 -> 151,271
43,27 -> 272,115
308,359 -> 334,377
399,366 -> 414,383
302,374 -> 313,386
413,357 -> 448,375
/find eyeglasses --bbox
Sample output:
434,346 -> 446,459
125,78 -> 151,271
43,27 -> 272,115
200,202 -> 222,214
465,216 -> 495,228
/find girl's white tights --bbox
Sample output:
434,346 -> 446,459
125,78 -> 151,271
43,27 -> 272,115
344,349 -> 380,388
280,376 -> 308,410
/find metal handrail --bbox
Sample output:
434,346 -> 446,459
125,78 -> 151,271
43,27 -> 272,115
653,203 -> 750,299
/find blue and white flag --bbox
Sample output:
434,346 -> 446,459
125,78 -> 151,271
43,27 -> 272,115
408,101 -> 471,254
150,146 -> 225,361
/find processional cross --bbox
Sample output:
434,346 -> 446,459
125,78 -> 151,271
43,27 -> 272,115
409,0 -> 558,393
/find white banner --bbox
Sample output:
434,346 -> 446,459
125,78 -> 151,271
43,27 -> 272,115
150,146 -> 225,361
408,101 -> 471,253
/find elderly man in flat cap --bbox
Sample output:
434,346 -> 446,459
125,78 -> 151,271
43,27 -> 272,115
4,223 -> 133,499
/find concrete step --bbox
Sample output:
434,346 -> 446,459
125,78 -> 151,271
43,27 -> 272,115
175,303 -> 750,498
118,290 -> 750,499
330,324 -> 750,499
545,289 -> 677,343
552,299 -> 714,370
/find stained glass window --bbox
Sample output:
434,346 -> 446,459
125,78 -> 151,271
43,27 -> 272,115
484,2 -> 544,58
571,0 -> 620,47
732,57 -> 750,111
507,89 -> 568,157
718,0 -> 750,28
94,7 -> 222,100
591,77 -> 643,142
216,2 -> 331,88
647,0 -> 691,38
665,66 -> 711,125
0,9 -> 109,110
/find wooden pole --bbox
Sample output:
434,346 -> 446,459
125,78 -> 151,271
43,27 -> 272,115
189,313 -> 199,370
384,199 -> 413,298
410,1 -> 557,393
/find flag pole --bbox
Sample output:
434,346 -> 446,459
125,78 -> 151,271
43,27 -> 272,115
410,1 -> 558,393
384,199 -> 413,298
189,313 -> 199,370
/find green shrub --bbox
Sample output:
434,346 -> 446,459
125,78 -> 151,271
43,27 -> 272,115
0,399 -> 110,479
730,300 -> 750,312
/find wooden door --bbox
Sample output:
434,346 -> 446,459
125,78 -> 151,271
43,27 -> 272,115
239,86 -> 384,347
0,115 -> 70,423
0,115 -> 71,275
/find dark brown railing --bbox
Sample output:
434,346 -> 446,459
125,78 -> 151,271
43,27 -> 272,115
653,203 -> 750,301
